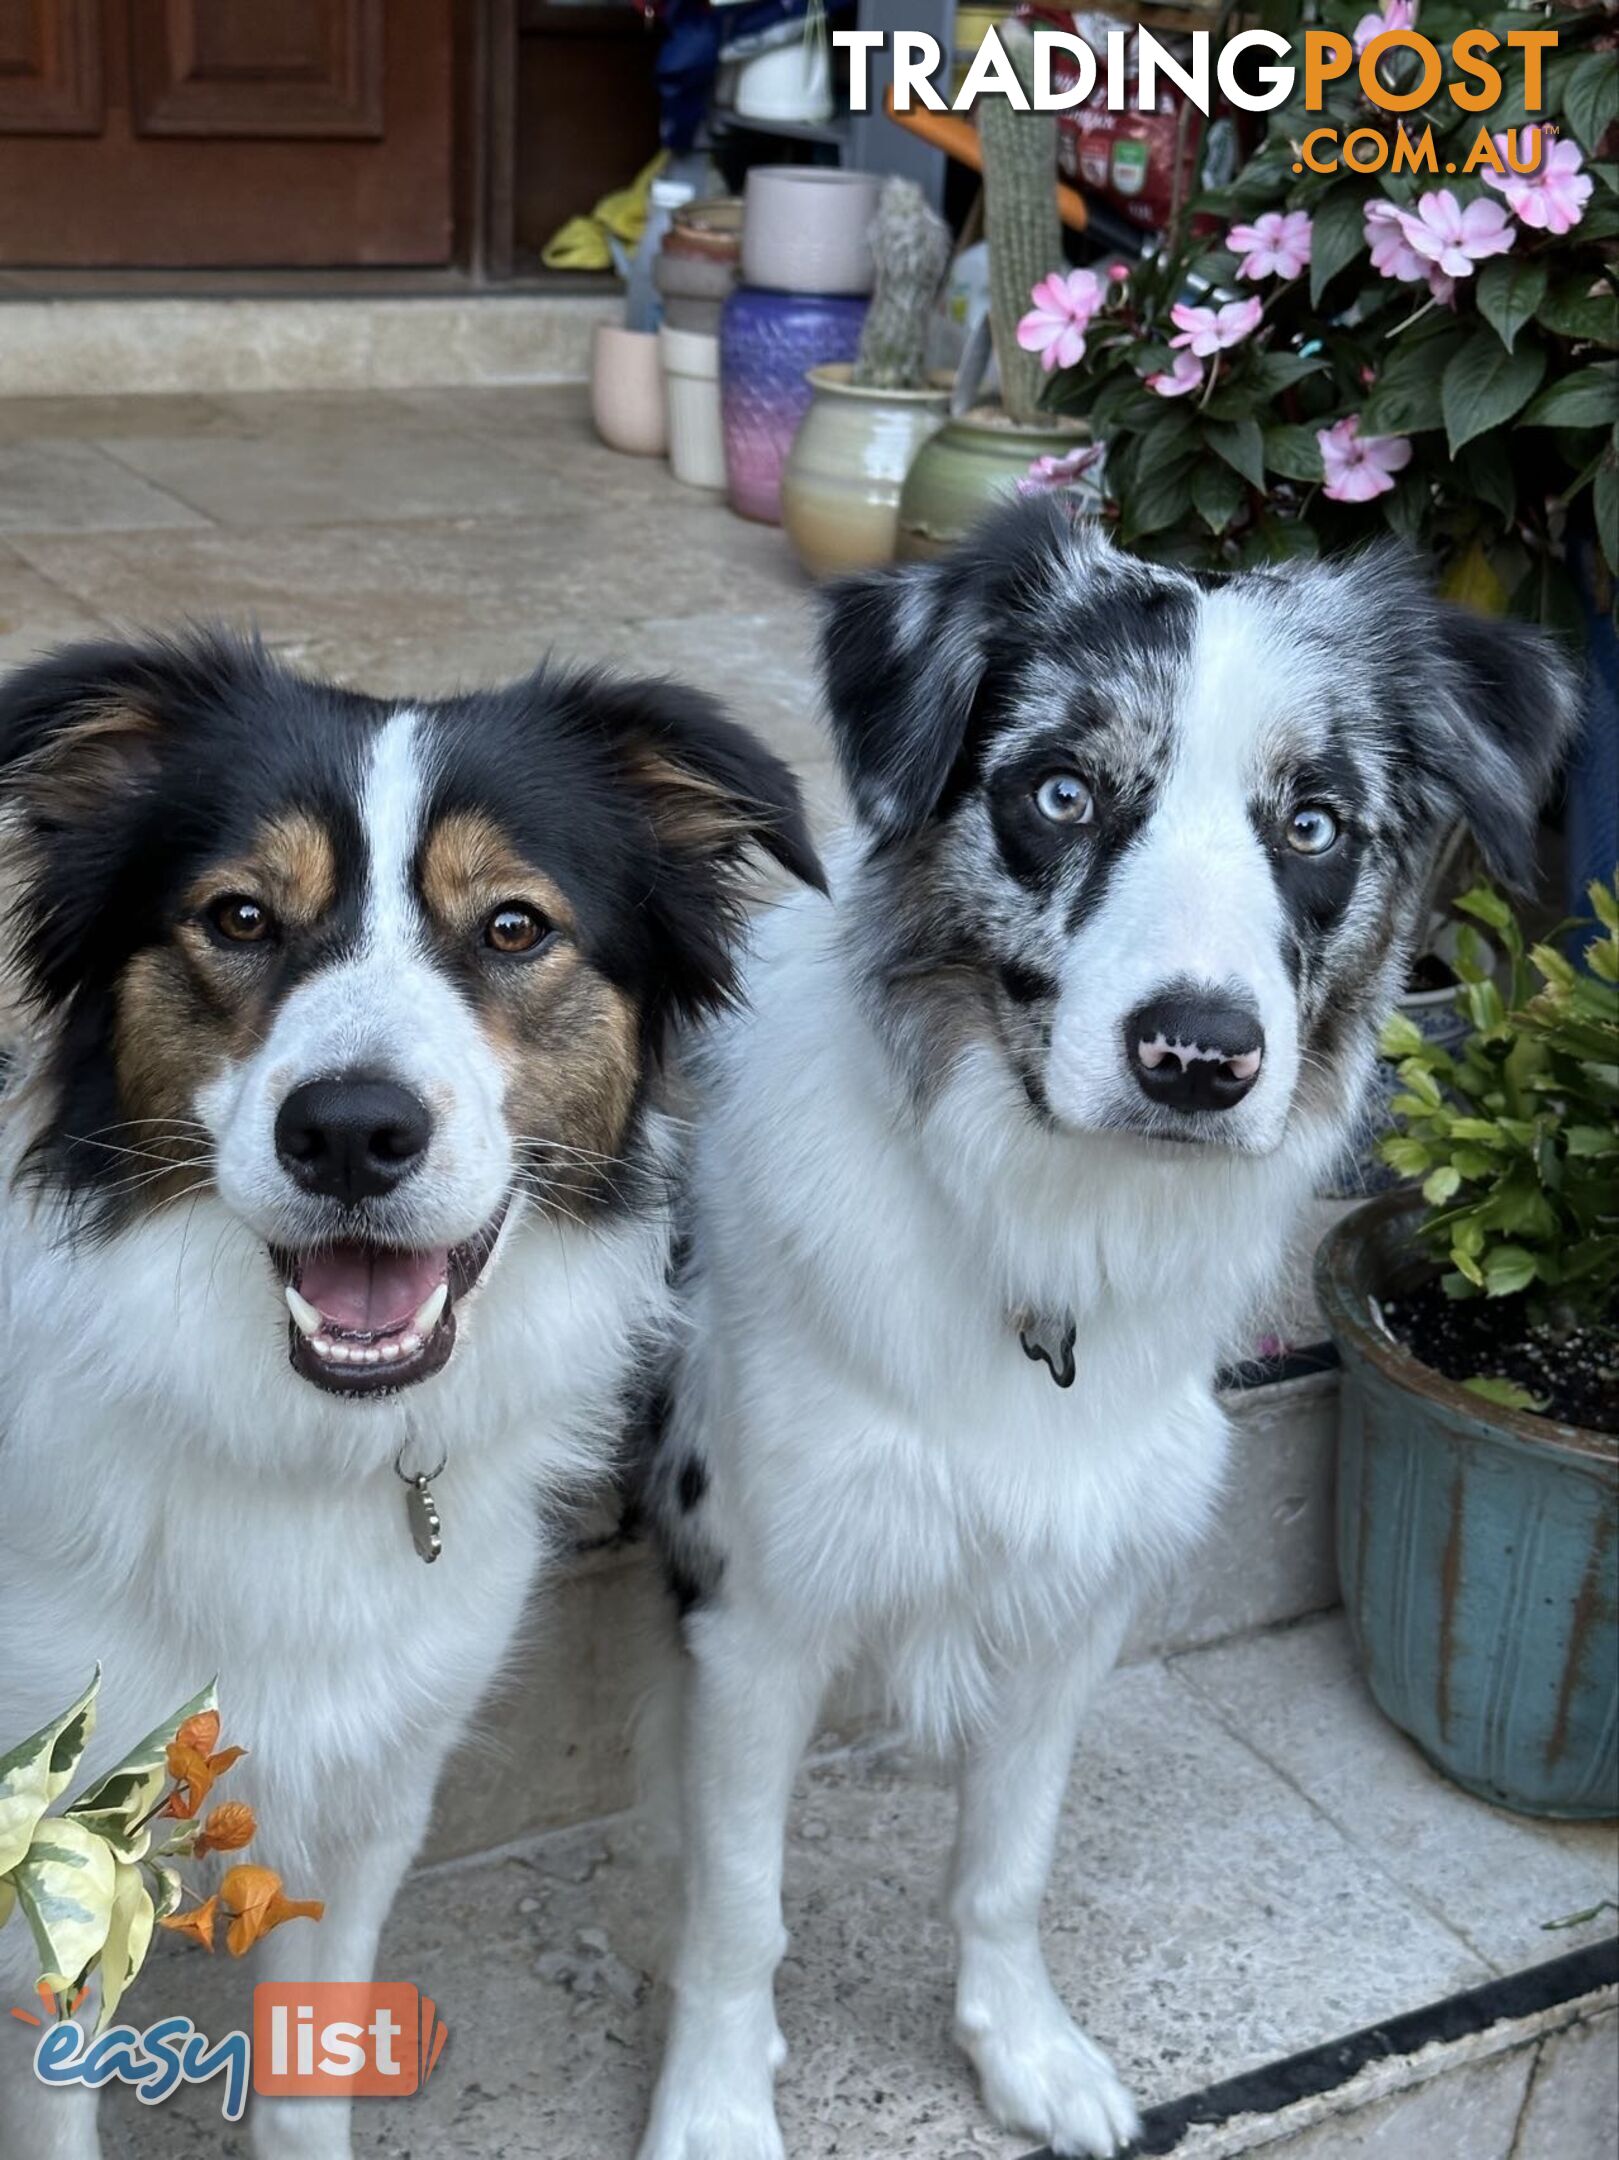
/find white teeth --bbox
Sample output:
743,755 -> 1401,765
411,1284 -> 448,1338
399,1333 -> 422,1357
311,1337 -> 334,1359
378,1341 -> 401,1362
327,1342 -> 353,1364
360,1347 -> 382,1365
285,1286 -> 323,1338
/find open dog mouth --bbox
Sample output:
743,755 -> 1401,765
274,1205 -> 507,1397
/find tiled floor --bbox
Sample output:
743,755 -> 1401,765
0,386 -> 841,823
100,1615 -> 1616,2159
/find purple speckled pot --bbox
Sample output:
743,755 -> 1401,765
719,285 -> 867,525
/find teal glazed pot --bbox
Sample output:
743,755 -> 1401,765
1318,1191 -> 1617,1820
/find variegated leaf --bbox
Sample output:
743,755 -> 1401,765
0,1671 -> 100,1878
96,1863 -> 155,2033
11,1818 -> 117,1995
145,1861 -> 184,1922
65,1679 -> 217,1866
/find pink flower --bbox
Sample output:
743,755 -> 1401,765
1145,350 -> 1205,398
1016,444 -> 1106,497
1397,190 -> 1515,279
1227,210 -> 1313,282
1168,297 -> 1264,357
1352,0 -> 1415,53
1482,130 -> 1593,236
1017,268 -> 1106,372
1106,261 -> 1132,283
1364,200 -> 1456,304
1317,414 -> 1413,503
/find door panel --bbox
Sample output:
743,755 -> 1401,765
131,0 -> 385,139
0,0 -> 101,134
0,0 -> 452,266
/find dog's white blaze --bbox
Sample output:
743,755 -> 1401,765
1043,592 -> 1298,1152
204,705 -> 512,1252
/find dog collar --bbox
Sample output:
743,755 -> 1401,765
1014,1307 -> 1077,1389
394,1443 -> 446,1563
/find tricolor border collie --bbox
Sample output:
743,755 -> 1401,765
0,633 -> 819,2160
638,501 -> 1579,2160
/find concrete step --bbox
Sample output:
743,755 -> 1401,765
424,1364 -> 1343,1864
0,294 -> 615,397
100,1613 -> 1618,2159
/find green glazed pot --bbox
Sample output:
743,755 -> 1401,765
780,364 -> 951,580
1317,1190 -> 1617,1820
896,408 -> 1098,561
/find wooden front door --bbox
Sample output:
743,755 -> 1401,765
0,0 -> 455,267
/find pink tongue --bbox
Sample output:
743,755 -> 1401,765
297,1245 -> 449,1335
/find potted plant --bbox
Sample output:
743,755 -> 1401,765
896,19 -> 1096,558
782,179 -> 955,577
1025,0 -> 1616,617
1316,876 -> 1618,1819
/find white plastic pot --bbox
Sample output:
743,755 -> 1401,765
733,34 -> 832,123
740,167 -> 881,297
659,324 -> 725,490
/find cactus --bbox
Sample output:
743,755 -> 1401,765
979,20 -> 1062,425
852,178 -> 952,392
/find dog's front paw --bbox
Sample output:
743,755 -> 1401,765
638,1997 -> 786,2160
959,2008 -> 1140,2159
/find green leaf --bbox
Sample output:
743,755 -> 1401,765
1382,1137 -> 1432,1176
1463,1375 -> 1548,1412
65,1679 -> 217,1868
1381,1013 -> 1430,1059
1191,459 -> 1247,534
1247,351 -> 1330,394
1311,187 -> 1370,306
0,1673 -> 99,1880
1566,1125 -> 1617,1158
1563,53 -> 1619,158
1453,434 -> 1516,525
1131,409 -> 1199,484
10,1818 -> 117,1997
1536,278 -> 1619,349
1204,417 -> 1266,490
1483,1244 -> 1539,1296
1477,257 -> 1549,355
1520,363 -> 1619,430
1264,422 -> 1326,482
1424,1165 -> 1463,1203
1441,334 -> 1548,457
1456,885 -> 1512,932
1120,460 -> 1196,543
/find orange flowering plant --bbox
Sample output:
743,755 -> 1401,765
0,1673 -> 322,2032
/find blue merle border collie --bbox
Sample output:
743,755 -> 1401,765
0,634 -> 819,2160
637,500 -> 1580,2160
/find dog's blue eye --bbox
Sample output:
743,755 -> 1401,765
1287,806 -> 1339,856
1034,773 -> 1095,827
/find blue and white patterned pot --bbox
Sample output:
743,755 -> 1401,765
719,285 -> 866,526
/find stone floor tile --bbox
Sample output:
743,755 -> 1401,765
0,393 -> 245,443
1513,2007 -> 1619,2160
0,439 -> 207,534
1240,2043 -> 1535,2160
0,541 -> 115,667
1169,1614 -> 1619,1974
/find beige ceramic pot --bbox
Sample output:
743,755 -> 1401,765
590,324 -> 667,457
781,364 -> 952,578
740,167 -> 880,296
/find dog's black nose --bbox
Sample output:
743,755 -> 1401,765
275,1075 -> 433,1202
1125,991 -> 1265,1113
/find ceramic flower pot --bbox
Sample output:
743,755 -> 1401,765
660,324 -> 725,492
740,167 -> 881,298
896,409 -> 1098,559
719,286 -> 867,526
590,324 -> 667,458
1317,1190 -> 1618,1820
781,364 -> 952,578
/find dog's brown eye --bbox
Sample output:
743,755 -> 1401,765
208,895 -> 273,945
484,903 -> 550,955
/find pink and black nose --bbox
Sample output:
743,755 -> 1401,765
1125,991 -> 1264,1114
275,1073 -> 433,1202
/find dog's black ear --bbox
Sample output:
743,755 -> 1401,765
568,671 -> 825,1030
819,495 -> 1075,842
1418,602 -> 1583,887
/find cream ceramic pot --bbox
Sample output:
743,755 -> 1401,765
781,364 -> 951,577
